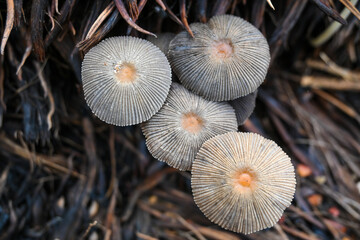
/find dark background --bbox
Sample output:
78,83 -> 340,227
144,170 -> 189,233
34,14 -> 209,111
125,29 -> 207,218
0,0 -> 359,239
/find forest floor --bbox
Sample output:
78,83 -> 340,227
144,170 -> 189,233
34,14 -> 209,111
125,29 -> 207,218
0,0 -> 360,239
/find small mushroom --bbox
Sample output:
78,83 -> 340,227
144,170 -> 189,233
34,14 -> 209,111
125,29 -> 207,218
141,83 -> 237,171
192,132 -> 296,234
147,33 -> 175,57
168,14 -> 270,101
229,90 -> 257,126
81,36 -> 172,126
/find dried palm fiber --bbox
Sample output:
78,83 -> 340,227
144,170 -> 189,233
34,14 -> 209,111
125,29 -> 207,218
192,132 -> 296,234
81,36 -> 172,126
147,33 -> 175,56
230,90 -> 257,126
141,83 -> 237,171
168,14 -> 270,101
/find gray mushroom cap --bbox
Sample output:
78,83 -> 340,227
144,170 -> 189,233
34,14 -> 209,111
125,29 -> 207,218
168,15 -> 270,101
230,90 -> 258,126
81,36 -> 172,126
192,132 -> 296,234
141,82 -> 238,171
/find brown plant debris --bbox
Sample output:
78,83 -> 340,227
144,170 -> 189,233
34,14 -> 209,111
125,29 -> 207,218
0,1 -> 360,239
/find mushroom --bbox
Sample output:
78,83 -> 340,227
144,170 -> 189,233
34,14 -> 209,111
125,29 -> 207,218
229,90 -> 257,126
147,33 -> 175,57
168,14 -> 270,101
81,36 -> 172,126
141,82 -> 237,171
192,132 -> 296,234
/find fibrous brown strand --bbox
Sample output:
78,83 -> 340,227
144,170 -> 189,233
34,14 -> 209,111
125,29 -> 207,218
85,2 -> 116,40
311,0 -> 347,24
127,0 -> 139,19
114,0 -> 156,37
1,0 -> 14,55
196,0 -> 207,22
339,0 -> 360,21
1,1 -> 360,239
161,0 -> 184,26
212,0 -> 232,16
30,0 -> 47,61
13,0 -> 23,27
45,0 -> 76,47
180,0 -> 195,37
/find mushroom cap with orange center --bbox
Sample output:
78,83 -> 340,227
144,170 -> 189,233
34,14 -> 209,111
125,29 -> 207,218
141,83 -> 237,171
81,36 -> 172,126
192,132 -> 296,234
168,15 -> 270,101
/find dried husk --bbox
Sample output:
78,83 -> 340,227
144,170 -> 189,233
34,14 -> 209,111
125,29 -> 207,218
168,15 -> 270,101
230,90 -> 257,125
81,36 -> 172,126
141,83 -> 237,171
192,132 -> 296,234
147,33 -> 175,57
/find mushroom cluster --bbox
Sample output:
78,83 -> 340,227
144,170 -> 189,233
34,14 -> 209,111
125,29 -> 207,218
81,14 -> 295,235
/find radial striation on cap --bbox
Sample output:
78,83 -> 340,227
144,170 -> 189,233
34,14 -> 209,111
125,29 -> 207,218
147,33 -> 175,57
192,132 -> 296,234
81,36 -> 172,126
141,83 -> 238,171
168,14 -> 270,101
230,90 -> 257,126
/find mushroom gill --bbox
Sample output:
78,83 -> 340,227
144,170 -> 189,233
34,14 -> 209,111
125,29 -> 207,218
141,83 -> 237,171
192,132 -> 296,234
168,14 -> 270,101
81,36 -> 172,126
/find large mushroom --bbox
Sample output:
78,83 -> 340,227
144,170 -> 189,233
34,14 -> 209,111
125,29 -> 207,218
81,36 -> 172,126
141,83 -> 237,171
168,14 -> 270,101
192,132 -> 296,234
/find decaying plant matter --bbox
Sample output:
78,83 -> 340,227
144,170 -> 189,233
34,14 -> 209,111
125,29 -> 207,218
0,0 -> 360,239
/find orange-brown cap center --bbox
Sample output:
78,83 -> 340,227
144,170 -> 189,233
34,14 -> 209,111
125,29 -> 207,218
233,169 -> 257,194
238,173 -> 252,187
211,39 -> 234,60
181,112 -> 204,134
114,62 -> 137,83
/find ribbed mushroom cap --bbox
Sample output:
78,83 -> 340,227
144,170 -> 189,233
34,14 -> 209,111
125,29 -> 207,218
81,36 -> 172,126
230,90 -> 257,126
147,33 -> 175,56
168,14 -> 270,101
192,132 -> 296,234
141,83 -> 237,171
